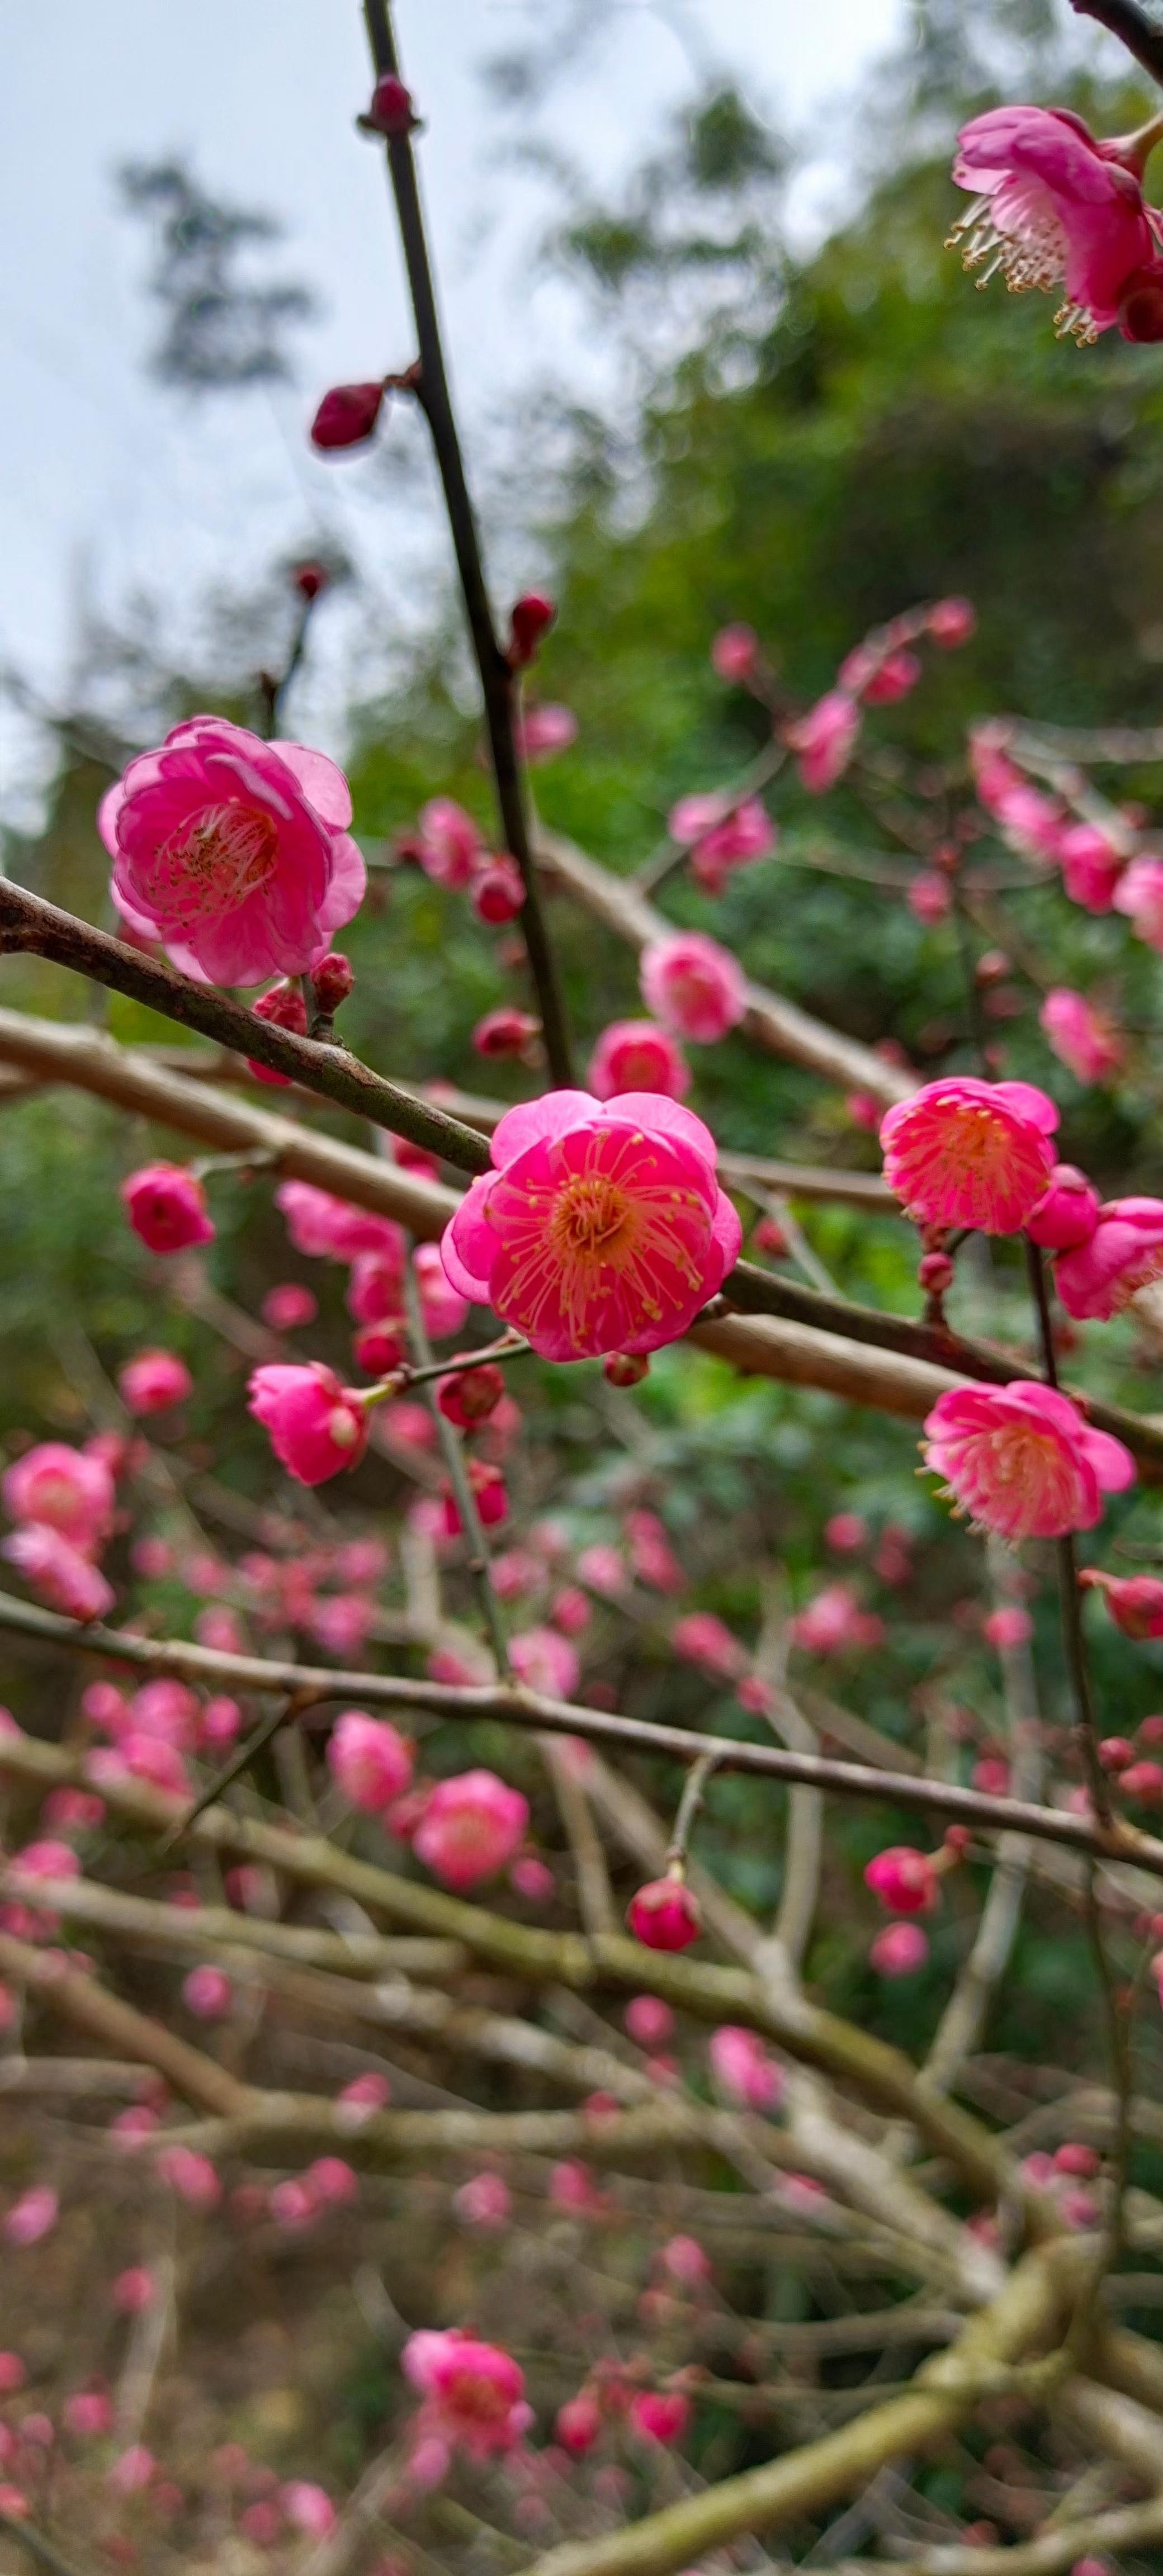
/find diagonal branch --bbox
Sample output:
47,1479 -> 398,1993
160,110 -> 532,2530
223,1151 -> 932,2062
1070,0 -> 1163,86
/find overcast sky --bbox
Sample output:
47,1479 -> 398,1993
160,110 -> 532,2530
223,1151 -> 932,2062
0,0 -> 910,820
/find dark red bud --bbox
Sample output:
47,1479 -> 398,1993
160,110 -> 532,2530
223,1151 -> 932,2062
1119,264 -> 1163,342
603,1352 -> 649,1387
918,1251 -> 954,1294
436,1365 -> 507,1429
311,952 -> 355,1013
362,74 -> 418,138
310,381 -> 387,453
293,561 -> 329,601
509,593 -> 557,667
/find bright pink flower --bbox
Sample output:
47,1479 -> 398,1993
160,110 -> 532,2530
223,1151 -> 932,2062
3,1526 -> 114,1621
626,1877 -> 702,1952
639,934 -> 747,1044
248,1362 -> 368,1484
455,2172 -> 512,2229
346,1248 -> 405,1325
414,797 -> 483,889
121,1162 -> 214,1254
157,2144 -> 220,2208
984,1604 -> 1033,1649
413,1770 -> 530,1890
112,2267 -> 157,2315
200,1697 -> 242,1753
865,1845 -> 939,1916
519,703 -> 577,762
1113,853 -> 1163,949
661,2233 -> 712,2288
130,1679 -> 199,1746
826,1511 -> 867,1552
711,623 -> 759,682
276,1179 -> 404,1264
928,596 -> 976,647
789,1583 -> 885,1655
1025,1163 -> 1101,1251
310,379 -> 386,449
588,1020 -> 689,1102
630,2391 -> 691,2446
672,1611 -> 746,1680
1058,820 -> 1125,911
626,1995 -> 674,2049
949,107 -> 1156,339
880,1076 -> 1058,1233
922,1380 -> 1135,1540
182,1965 -> 234,2020
261,1282 -> 318,1332
281,2482 -> 335,2538
2,1445 -> 114,1551
438,1458 -> 508,1537
402,2329 -> 530,2457
1040,987 -> 1124,1085
509,1626 -> 580,1699
786,690 -> 861,793
436,1365 -> 506,1430
327,1712 -> 413,1813
623,1509 -> 685,1594
870,1921 -> 929,1975
98,718 -> 365,986
1056,1196 -> 1163,1318
1079,1567 -> 1163,1637
118,1349 -> 193,1415
441,1091 -> 740,1363
4,2187 -> 58,2247
414,1240 -> 469,1340
708,2024 -> 783,2110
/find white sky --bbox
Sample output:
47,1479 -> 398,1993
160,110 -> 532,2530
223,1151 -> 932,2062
0,0 -> 906,818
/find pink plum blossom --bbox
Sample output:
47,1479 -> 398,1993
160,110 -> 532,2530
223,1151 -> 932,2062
907,871 -> 952,925
1113,853 -> 1163,949
922,1380 -> 1135,1541
248,1362 -> 368,1484
949,107 -> 1156,340
984,1605 -> 1033,1649
4,2187 -> 59,2246
786,689 -> 861,792
275,1180 -> 405,1264
182,1966 -> 234,2020
880,1076 -> 1058,1233
1025,1164 -> 1100,1252
825,1511 -> 867,1552
708,2024 -> 783,2110
623,1509 -> 685,1594
672,1611 -> 746,1679
1040,988 -> 1124,1085
626,1995 -> 674,2048
711,623 -> 759,682
1079,1568 -> 1163,1637
668,793 -> 776,893
112,2267 -> 157,2315
509,1626 -> 580,1699
64,2391 -> 114,2438
281,2483 -> 336,2539
157,2146 -> 220,2208
576,1543 -> 627,1597
661,2233 -> 713,2288
415,798 -> 483,889
118,1350 -> 193,1415
556,2392 -> 601,2454
440,1091 -> 740,1363
789,1583 -> 885,1654
413,1240 -> 468,1339
261,1282 -> 318,1331
519,703 -> 578,761
2,1527 -> 114,1621
928,596 -> 976,647
455,2172 -> 512,2229
630,2392 -> 691,2446
472,855 -> 526,921
626,1877 -> 701,1951
1058,821 -> 1126,911
870,1922 -> 929,1975
865,1846 -> 939,1915
121,1161 -> 215,1254
402,2329 -> 531,2457
588,1020 -> 689,1101
98,717 -> 365,985
639,933 -> 747,1044
327,1712 -> 414,1813
2,1445 -> 114,1551
1056,1198 -> 1163,1319
412,1770 -> 530,1890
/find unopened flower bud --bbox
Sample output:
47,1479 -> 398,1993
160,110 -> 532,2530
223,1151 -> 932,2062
312,951 -> 355,1014
508,593 -> 556,667
1024,1163 -> 1100,1253
1120,263 -> 1163,342
975,948 -> 1010,983
361,73 -> 418,138
437,1365 -> 506,1429
626,1876 -> 701,1952
472,1007 -> 540,1059
310,381 -> 387,453
927,596 -> 976,648
603,1352 -> 649,1387
293,561 -> 329,601
471,857 -> 526,923
918,1251 -> 954,1294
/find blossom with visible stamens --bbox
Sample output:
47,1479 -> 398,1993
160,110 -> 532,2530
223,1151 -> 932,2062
921,1379 -> 1134,1541
439,1092 -> 740,1363
1055,1196 -> 1163,1319
880,1076 -> 1058,1234
948,106 -> 1156,344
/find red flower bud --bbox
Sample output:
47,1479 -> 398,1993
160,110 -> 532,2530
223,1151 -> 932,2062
1119,263 -> 1163,342
918,1251 -> 954,1294
471,856 -> 526,924
310,381 -> 386,453
626,1877 -> 702,1953
603,1352 -> 649,1387
436,1365 -> 507,1429
753,1215 -> 788,1258
312,951 -> 355,1013
509,593 -> 556,667
352,1323 -> 406,1377
292,561 -> 329,601
362,74 -> 418,138
472,1007 -> 540,1059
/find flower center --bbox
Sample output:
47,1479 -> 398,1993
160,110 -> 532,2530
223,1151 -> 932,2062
947,182 -> 1098,343
152,801 -> 280,924
549,1172 -> 631,1263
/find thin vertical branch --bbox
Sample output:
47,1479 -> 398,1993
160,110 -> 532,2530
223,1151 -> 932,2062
360,0 -> 576,1086
399,1236 -> 511,1675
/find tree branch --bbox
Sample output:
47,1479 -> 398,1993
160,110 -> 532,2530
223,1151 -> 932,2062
1070,0 -> 1163,87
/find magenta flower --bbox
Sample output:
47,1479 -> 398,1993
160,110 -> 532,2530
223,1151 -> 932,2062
630,2392 -> 691,2448
2,1526 -> 114,1621
439,1092 -> 741,1363
672,1610 -> 746,1679
668,793 -> 775,892
248,1362 -> 368,1485
1058,820 -> 1126,911
1055,1197 -> 1163,1319
402,2330 -> 531,2460
182,1966 -> 233,2022
588,1019 -> 689,1101
276,1180 -> 404,1264
415,797 -> 484,889
870,1922 -> 929,1976
1040,988 -> 1124,1086
785,690 -> 861,793
880,1076 -> 1058,1233
412,1770 -> 530,1890
2,1444 -> 114,1552
1114,853 -> 1163,951
121,1162 -> 215,1254
639,935 -> 748,1044
327,1711 -> 414,1813
711,623 -> 759,682
921,1380 -> 1134,1541
1079,1567 -> 1163,1638
4,2187 -> 59,2248
865,1846 -> 939,1916
117,1350 -> 193,1415
1025,1164 -> 1100,1252
949,106 -> 1156,341
98,717 -> 365,987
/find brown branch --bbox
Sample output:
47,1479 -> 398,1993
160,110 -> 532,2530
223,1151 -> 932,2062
0,1590 -> 1158,1884
1070,0 -> 1163,87
0,1929 -> 248,2116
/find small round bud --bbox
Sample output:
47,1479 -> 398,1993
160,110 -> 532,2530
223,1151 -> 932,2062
918,1251 -> 954,1294
362,74 -> 418,138
975,948 -> 1010,984
436,1365 -> 507,1429
472,1007 -> 540,1059
310,381 -> 386,453
509,593 -> 556,667
312,951 -> 355,1013
471,857 -> 526,923
753,1215 -> 788,1258
927,596 -> 976,648
626,1877 -> 701,1953
352,1323 -> 406,1377
292,561 -> 329,601
603,1351 -> 649,1387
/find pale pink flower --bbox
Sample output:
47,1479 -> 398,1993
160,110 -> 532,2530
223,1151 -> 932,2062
672,1611 -> 746,1680
509,1626 -> 580,1699
1025,1163 -> 1100,1251
281,2482 -> 335,2538
130,1679 -> 199,1746
414,1240 -> 468,1340
639,933 -> 747,1044
276,1179 -> 405,1265
412,1770 -> 530,1890
4,2186 -> 58,2246
907,871 -> 952,925
310,1593 -> 377,1658
327,1712 -> 414,1813
880,1076 -> 1058,1233
511,1852 -> 555,1900
825,1511 -> 867,1551
861,647 -> 922,704
789,1583 -> 885,1655
786,690 -> 860,793
1055,1196 -> 1163,1318
575,1542 -> 626,1598
949,107 -> 1156,340
2,1445 -> 114,1551
626,1877 -> 701,1951
182,1965 -> 234,2020
64,2390 -> 114,2438
519,703 -> 577,762
121,1162 -> 215,1254
630,2392 -> 691,2447
1040,987 -> 1124,1085
711,623 -> 759,682
708,2024 -> 783,2110
623,1508 -> 685,1594
248,1362 -> 368,1484
625,1995 -> 674,2048
440,1091 -> 740,1363
928,596 -> 976,647
1058,820 -> 1125,911
157,2145 -> 220,2208
588,1020 -> 689,1101
3,1526 -> 114,1621
402,2329 -> 531,2457
118,1350 -> 193,1415
261,1282 -> 318,1331
455,2172 -> 512,2229
1114,853 -> 1163,950
922,1379 -> 1135,1540
995,780 -> 1066,862
984,1604 -> 1033,1649
870,1922 -> 929,1975
668,794 -> 775,893
99,717 -> 365,986
107,2445 -> 155,2494
415,798 -> 483,890
865,1846 -> 939,1915
660,2232 -> 712,2287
